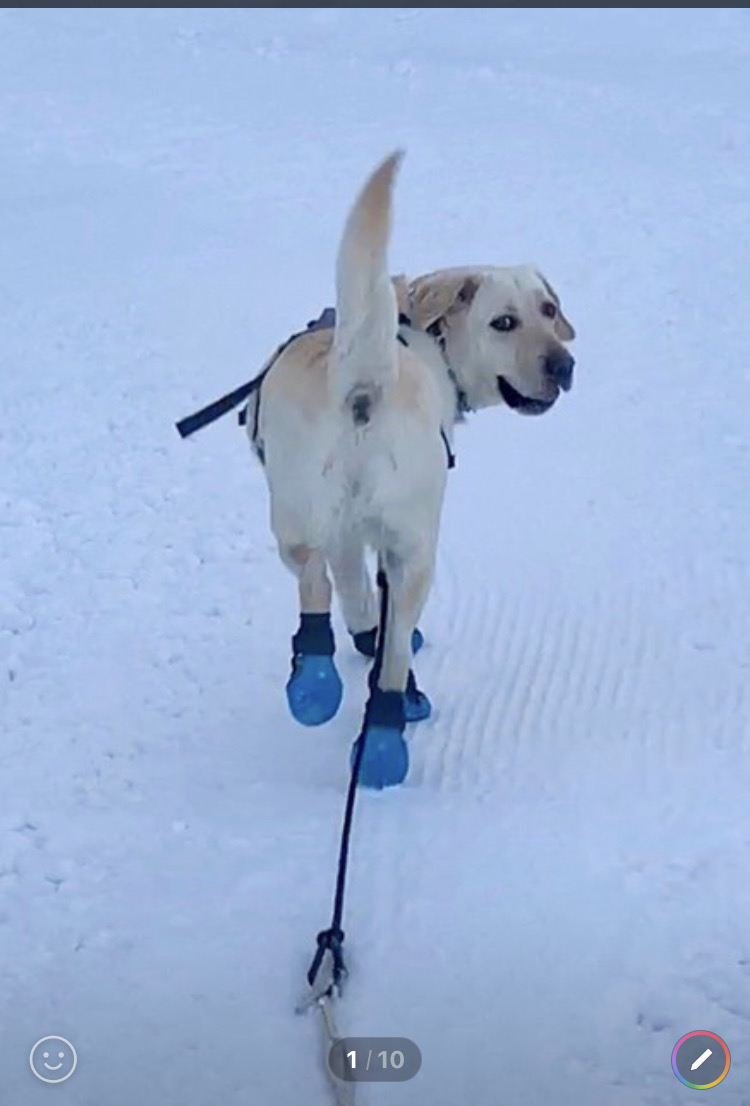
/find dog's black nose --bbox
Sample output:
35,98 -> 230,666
544,350 -> 575,392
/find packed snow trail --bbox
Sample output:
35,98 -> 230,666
1,8 -> 749,1105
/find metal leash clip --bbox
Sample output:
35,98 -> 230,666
296,944 -> 355,1106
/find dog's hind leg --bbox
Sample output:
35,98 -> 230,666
329,536 -> 425,659
279,543 -> 343,727
352,547 -> 434,789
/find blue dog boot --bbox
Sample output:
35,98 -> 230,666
404,669 -> 431,722
286,655 -> 343,726
351,727 -> 409,790
351,688 -> 408,789
285,613 -> 343,726
351,626 -> 424,658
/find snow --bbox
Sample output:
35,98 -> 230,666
2,6 -> 749,1104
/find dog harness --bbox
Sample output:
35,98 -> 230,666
175,307 -> 456,469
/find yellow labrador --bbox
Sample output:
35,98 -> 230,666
244,151 -> 575,787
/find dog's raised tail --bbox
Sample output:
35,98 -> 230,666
332,150 -> 404,424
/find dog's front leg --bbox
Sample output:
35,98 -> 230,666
378,551 -> 432,694
352,547 -> 433,789
328,534 -> 378,638
329,536 -> 425,660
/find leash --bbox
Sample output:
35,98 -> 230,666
174,373 -> 267,439
174,308 -> 337,442
296,569 -> 391,1105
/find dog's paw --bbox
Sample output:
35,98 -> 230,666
352,726 -> 409,789
351,626 -> 425,658
286,655 -> 343,726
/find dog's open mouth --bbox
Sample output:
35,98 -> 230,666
497,375 -> 557,416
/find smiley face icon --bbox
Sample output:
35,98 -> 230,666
30,1036 -> 78,1083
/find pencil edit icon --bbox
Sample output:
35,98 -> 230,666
672,1031 -> 730,1089
691,1048 -> 712,1071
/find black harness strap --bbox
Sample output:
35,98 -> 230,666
398,315 -> 455,469
441,428 -> 456,470
175,307 -> 456,468
237,382 -> 265,463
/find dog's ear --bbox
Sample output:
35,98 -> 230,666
408,270 -> 482,330
536,270 -> 576,341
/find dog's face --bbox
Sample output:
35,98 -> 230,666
409,266 -> 576,415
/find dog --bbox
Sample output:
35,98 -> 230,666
243,150 -> 576,788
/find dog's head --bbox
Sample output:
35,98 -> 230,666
409,265 -> 576,415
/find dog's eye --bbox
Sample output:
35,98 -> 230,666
490,314 -> 519,333
541,300 -> 557,319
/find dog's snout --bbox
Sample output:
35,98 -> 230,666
544,350 -> 575,392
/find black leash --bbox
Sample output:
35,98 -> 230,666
174,307 -> 338,442
175,373 -> 268,440
306,568 -> 390,994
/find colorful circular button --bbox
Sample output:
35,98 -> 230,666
672,1031 -> 730,1089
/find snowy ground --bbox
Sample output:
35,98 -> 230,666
2,7 -> 749,1105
